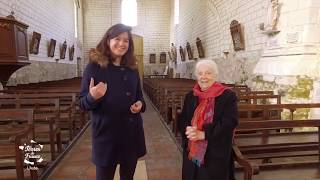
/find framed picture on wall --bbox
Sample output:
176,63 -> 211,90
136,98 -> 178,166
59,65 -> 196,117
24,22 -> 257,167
149,53 -> 156,63
60,40 -> 67,59
160,52 -> 166,63
230,20 -> 245,51
196,37 -> 205,58
186,42 -> 193,60
69,45 -> 75,61
48,39 -> 56,57
179,46 -> 185,61
30,32 -> 41,54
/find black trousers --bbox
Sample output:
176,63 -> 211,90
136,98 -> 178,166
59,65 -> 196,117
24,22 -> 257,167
96,159 -> 138,180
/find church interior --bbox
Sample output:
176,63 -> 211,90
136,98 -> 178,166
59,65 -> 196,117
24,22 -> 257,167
1,0 -> 320,179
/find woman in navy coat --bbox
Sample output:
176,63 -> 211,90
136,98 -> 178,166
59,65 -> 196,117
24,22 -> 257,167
178,59 -> 238,180
79,23 -> 146,180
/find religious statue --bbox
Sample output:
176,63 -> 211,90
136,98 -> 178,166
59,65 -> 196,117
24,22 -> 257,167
170,43 -> 177,63
267,0 -> 280,30
168,51 -> 172,61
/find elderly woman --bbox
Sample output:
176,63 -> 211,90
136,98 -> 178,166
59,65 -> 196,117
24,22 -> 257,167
178,59 -> 238,180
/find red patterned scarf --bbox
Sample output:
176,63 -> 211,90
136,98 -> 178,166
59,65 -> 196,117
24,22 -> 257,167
188,82 -> 227,167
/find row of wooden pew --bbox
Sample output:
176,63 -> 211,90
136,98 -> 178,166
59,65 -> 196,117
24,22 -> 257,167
0,77 -> 89,180
143,77 -> 320,180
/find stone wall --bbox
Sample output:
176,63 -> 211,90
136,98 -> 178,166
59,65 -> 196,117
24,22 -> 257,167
0,0 -> 83,85
171,0 -> 268,83
83,0 -> 172,75
8,61 -> 77,85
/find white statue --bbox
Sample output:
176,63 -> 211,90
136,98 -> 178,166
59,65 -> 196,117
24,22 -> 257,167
266,0 -> 280,30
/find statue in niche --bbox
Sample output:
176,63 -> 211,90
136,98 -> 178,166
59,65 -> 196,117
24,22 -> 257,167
170,43 -> 177,64
266,0 -> 280,30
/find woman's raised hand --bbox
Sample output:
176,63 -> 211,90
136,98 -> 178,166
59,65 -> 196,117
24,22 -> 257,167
89,77 -> 107,100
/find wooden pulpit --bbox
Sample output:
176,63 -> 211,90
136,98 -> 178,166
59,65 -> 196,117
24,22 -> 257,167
0,13 -> 30,86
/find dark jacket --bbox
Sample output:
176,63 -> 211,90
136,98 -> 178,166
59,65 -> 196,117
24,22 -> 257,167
79,62 -> 146,167
178,89 -> 238,180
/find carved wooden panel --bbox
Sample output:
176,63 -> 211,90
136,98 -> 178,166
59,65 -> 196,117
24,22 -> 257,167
15,25 -> 28,60
0,22 -> 15,60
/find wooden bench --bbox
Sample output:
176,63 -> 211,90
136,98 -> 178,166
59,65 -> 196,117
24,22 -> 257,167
234,103 -> 320,179
234,119 -> 320,179
0,109 -> 37,180
0,93 -> 77,141
0,98 -> 62,161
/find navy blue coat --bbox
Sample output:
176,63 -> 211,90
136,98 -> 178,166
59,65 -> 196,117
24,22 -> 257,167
79,62 -> 146,167
178,89 -> 238,180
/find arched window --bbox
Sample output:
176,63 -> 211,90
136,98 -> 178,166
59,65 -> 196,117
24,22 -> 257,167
121,0 -> 137,26
74,0 -> 79,38
174,0 -> 179,25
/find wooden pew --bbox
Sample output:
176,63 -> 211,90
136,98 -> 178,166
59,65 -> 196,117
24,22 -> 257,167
234,103 -> 320,179
234,119 -> 320,169
0,109 -> 37,180
0,93 -> 77,142
0,99 -> 63,161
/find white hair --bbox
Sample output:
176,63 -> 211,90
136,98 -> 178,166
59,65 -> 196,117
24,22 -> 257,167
194,59 -> 219,79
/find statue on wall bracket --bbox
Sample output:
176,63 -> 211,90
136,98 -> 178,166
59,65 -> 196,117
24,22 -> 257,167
267,0 -> 280,31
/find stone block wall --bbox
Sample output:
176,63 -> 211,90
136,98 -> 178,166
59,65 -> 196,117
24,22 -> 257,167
83,0 -> 172,75
0,0 -> 82,85
171,0 -> 269,83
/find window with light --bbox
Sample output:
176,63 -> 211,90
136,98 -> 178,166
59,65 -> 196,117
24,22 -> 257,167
121,0 -> 137,26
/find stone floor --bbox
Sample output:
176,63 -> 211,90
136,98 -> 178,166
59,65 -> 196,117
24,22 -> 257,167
47,94 -> 182,180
